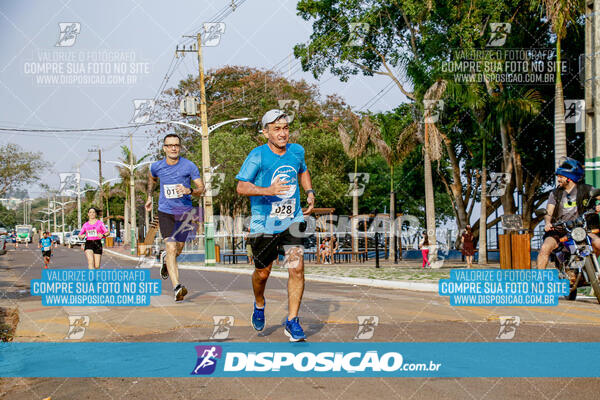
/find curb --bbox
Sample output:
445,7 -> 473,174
103,248 -> 438,293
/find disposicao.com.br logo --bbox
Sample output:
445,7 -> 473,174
191,346 -> 442,375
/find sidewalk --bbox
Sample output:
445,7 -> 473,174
103,245 -> 502,292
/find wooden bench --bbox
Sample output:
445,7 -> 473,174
222,251 -> 317,264
221,253 -> 250,264
333,251 -> 368,263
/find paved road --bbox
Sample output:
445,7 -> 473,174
2,244 -> 600,399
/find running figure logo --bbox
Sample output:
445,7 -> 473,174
65,315 -> 90,340
346,173 -> 370,196
56,23 -> 81,47
496,316 -> 520,340
354,315 -> 379,340
202,22 -> 226,47
277,99 -> 300,123
130,100 -> 155,124
488,172 -> 511,197
59,172 -> 80,197
487,23 -> 511,47
423,100 -> 444,123
191,345 -> 222,375
205,169 -> 225,197
348,22 -> 370,46
209,316 -> 234,340
564,100 -> 585,132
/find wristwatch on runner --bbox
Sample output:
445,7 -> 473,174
306,189 -> 315,196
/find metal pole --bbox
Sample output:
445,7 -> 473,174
197,32 -> 216,266
98,149 -> 104,217
77,166 -> 82,228
130,134 -> 137,255
375,231 -> 380,268
53,195 -> 57,233
61,204 -> 65,240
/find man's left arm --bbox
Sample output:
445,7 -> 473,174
299,170 -> 315,215
190,177 -> 205,197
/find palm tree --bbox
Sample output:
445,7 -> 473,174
539,0 -> 582,167
486,86 -> 543,208
338,113 -> 375,252
372,109 -> 419,261
421,80 -> 448,260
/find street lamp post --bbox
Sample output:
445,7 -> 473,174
39,209 -> 55,233
53,200 -> 75,242
72,187 -> 98,229
80,177 -> 119,235
34,219 -> 49,233
104,162 -> 151,255
158,117 -> 250,266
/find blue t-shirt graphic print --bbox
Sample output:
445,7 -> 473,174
236,143 -> 307,234
40,237 -> 52,252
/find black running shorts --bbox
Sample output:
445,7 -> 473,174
158,210 -> 197,243
249,222 -> 306,269
42,250 -> 52,258
84,239 -> 103,255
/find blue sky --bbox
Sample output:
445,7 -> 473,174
0,0 -> 408,197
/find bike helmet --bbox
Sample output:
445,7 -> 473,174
555,157 -> 584,183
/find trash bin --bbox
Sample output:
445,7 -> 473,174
105,236 -> 114,247
215,245 -> 220,263
499,233 -> 531,269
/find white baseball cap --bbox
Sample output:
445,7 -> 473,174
261,109 -> 290,129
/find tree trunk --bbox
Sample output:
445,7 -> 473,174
500,121 -> 516,214
389,165 -> 396,262
352,157 -> 359,253
479,145 -> 488,265
554,38 -> 567,168
424,148 -> 437,260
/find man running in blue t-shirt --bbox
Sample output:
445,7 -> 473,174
38,231 -> 53,269
236,109 -> 315,341
145,133 -> 205,302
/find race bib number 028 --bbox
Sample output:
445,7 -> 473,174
270,199 -> 296,219
164,184 -> 182,199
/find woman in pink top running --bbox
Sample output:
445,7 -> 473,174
78,207 -> 109,269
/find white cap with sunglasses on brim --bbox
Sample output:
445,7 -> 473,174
261,109 -> 290,131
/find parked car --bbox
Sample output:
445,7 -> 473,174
0,235 -> 6,255
63,232 -> 71,245
51,234 -> 61,246
0,227 -> 8,236
68,230 -> 86,248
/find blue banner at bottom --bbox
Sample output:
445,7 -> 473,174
1,342 -> 600,377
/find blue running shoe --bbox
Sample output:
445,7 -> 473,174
284,317 -> 306,342
251,300 -> 265,331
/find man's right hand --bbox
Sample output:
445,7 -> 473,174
144,197 -> 152,212
544,224 -> 553,232
267,177 -> 290,196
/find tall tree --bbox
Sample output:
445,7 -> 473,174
338,113 -> 376,252
0,144 -> 49,197
372,104 -> 419,259
538,0 -> 583,167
